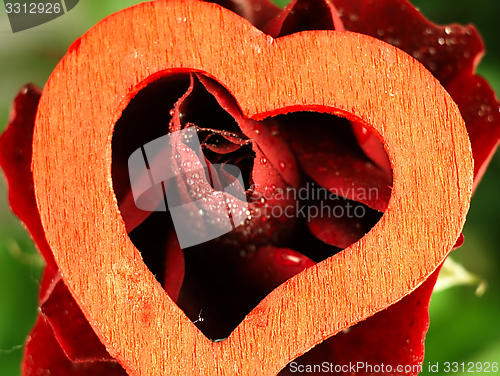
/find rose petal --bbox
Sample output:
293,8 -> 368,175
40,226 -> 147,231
282,112 -> 392,212
237,245 -> 316,291
40,272 -> 113,362
0,85 -> 57,271
279,266 -> 441,375
454,232 -> 465,249
196,74 -> 301,189
445,73 -> 500,191
23,316 -> 127,376
176,244 -> 315,340
207,0 -> 280,30
169,74 -> 195,133
263,0 -> 344,38
307,199 -> 382,249
351,121 -> 392,179
113,75 -> 192,233
163,231 -> 186,301
330,0 -> 484,86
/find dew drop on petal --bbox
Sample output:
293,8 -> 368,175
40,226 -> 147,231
276,249 -> 302,266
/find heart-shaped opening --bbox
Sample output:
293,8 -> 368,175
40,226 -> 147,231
112,72 -> 393,342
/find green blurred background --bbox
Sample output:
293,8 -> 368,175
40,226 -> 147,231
0,0 -> 498,375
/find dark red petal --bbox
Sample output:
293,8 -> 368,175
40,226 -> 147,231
39,264 -> 58,304
113,75 -> 192,233
237,245 -> 316,291
177,244 -> 315,340
454,232 -> 464,249
23,316 -> 127,376
263,0 -> 343,38
169,74 -> 195,133
196,74 -> 300,189
445,73 -> 500,190
307,199 -> 377,249
201,133 -> 245,154
330,0 -> 484,86
279,266 -> 441,375
0,85 -> 57,272
351,120 -> 392,179
206,0 -> 280,30
40,272 -> 113,362
163,230 -> 185,302
283,113 -> 392,212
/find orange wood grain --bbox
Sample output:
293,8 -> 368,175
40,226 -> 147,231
31,1 -> 473,375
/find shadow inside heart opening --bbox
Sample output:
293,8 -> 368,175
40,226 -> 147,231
112,72 -> 392,342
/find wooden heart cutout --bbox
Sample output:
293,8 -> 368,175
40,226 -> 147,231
32,1 -> 473,375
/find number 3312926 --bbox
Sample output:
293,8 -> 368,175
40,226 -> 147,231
444,362 -> 498,373
5,3 -> 61,14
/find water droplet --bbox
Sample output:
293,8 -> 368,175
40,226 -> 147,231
169,109 -> 175,116
277,249 -> 302,266
445,26 -> 452,35
438,38 -> 445,45
246,244 -> 256,252
488,115 -> 494,122
425,27 -> 433,35
376,29 -> 384,37
186,178 -> 194,185
253,2 -> 262,11
279,161 -> 286,170
261,157 -> 267,164
429,47 -> 436,55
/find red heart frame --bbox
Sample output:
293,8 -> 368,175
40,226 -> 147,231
32,1 -> 473,375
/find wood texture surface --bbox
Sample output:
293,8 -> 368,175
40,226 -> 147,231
31,1 -> 473,375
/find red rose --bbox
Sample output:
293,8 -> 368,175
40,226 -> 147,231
0,0 -> 498,375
